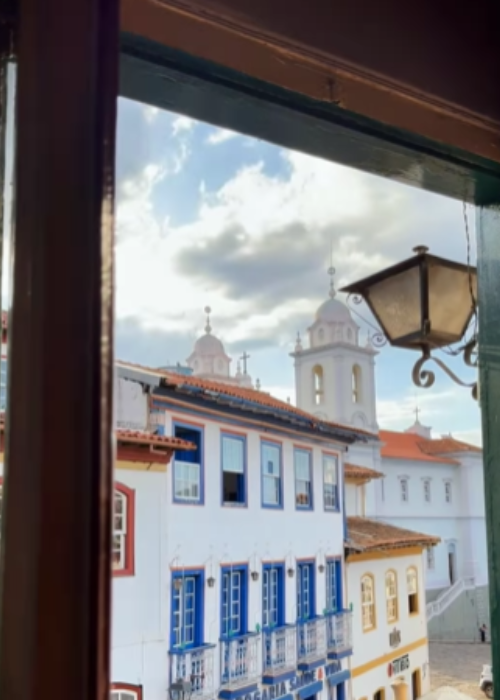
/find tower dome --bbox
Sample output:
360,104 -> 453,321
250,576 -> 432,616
307,266 -> 359,347
193,332 -> 225,356
186,307 -> 231,379
315,296 -> 352,324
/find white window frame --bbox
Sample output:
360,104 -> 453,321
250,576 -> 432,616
323,454 -> 338,510
174,461 -> 201,501
110,689 -> 140,700
113,490 -> 127,570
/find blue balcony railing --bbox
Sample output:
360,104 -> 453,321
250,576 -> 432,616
169,644 -> 216,699
297,618 -> 327,668
220,633 -> 261,690
326,610 -> 353,659
263,625 -> 297,680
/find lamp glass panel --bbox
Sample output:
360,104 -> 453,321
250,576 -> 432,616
428,263 -> 477,342
365,266 -> 422,342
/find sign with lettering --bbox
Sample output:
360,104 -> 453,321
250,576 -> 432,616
257,670 -> 319,700
388,654 -> 410,677
389,628 -> 401,648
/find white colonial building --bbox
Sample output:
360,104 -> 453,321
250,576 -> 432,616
344,466 -> 437,700
110,351 -> 377,700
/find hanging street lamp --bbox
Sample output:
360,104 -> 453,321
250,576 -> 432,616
340,246 -> 478,399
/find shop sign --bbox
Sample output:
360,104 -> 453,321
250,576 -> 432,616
253,670 -> 318,700
387,654 -> 410,677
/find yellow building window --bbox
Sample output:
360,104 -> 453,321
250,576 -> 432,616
361,574 -> 376,630
385,570 -> 398,622
407,566 -> 419,614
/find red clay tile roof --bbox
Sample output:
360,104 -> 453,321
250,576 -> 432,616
379,430 -> 459,464
344,462 -> 383,481
346,517 -> 440,553
117,360 -> 379,443
116,429 -> 195,450
419,437 -> 481,455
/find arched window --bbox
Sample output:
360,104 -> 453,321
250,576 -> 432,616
318,327 -> 325,344
346,327 -> 353,343
352,364 -> 361,403
361,574 -> 375,630
312,365 -> 324,405
110,684 -> 143,700
113,483 -> 135,577
407,566 -> 419,614
385,570 -> 398,622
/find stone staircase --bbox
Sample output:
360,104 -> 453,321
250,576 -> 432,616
426,576 -> 476,622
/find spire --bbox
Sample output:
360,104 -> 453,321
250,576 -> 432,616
295,332 -> 303,352
327,266 -> 336,299
328,236 -> 336,299
204,305 -> 212,334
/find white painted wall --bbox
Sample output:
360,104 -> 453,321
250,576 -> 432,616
365,455 -> 488,589
111,468 -> 169,699
292,344 -> 378,432
163,410 -> 347,635
347,552 -> 431,700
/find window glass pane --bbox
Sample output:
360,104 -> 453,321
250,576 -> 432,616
222,436 -> 244,473
263,444 -> 280,475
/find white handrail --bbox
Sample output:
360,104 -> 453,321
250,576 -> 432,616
426,576 -> 476,621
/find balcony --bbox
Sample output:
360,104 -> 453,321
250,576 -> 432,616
262,625 -> 297,683
297,618 -> 327,670
326,610 -> 353,659
220,633 -> 261,695
170,645 -> 216,699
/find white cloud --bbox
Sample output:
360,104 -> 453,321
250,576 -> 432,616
206,127 -> 239,145
172,115 -> 196,136
115,146 -> 470,340
143,105 -> 160,123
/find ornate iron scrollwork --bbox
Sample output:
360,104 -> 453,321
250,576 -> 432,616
412,346 -> 478,400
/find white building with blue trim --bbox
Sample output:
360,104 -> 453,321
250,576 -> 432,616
112,349 -> 375,700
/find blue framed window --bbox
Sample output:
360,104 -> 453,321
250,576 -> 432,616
262,563 -> 285,629
261,441 -> 282,508
0,358 -> 7,411
323,454 -> 339,511
294,449 -> 313,509
326,559 -> 342,613
170,569 -> 204,649
221,566 -> 248,638
297,562 -> 315,622
221,433 -> 246,506
173,423 -> 204,504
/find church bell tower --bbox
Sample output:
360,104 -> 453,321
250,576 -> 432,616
290,268 -> 379,432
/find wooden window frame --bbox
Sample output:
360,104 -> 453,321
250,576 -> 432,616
3,1 -> 500,699
361,573 -> 376,632
385,569 -> 398,623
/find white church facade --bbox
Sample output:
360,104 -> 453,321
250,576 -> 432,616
291,271 -> 488,641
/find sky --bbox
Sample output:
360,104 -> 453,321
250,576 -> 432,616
114,97 -> 482,446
